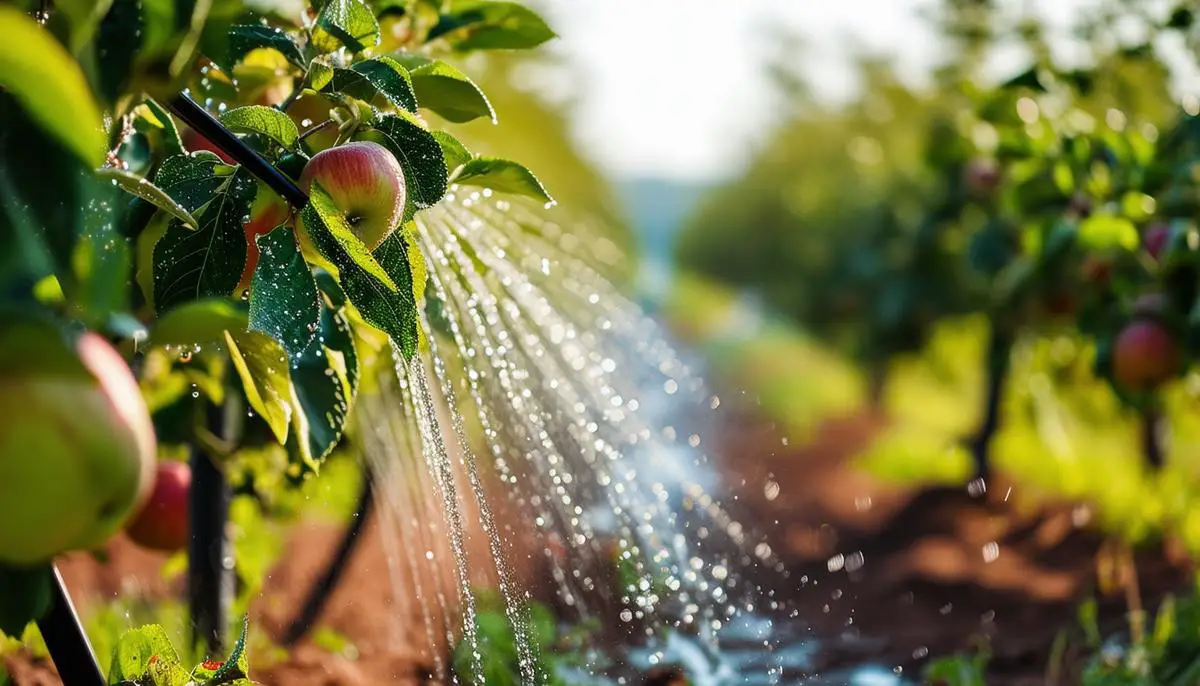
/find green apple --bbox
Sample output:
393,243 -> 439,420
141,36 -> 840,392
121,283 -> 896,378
298,141 -> 407,252
0,325 -> 156,566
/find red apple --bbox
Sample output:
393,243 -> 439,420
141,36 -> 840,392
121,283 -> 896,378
0,328 -> 156,565
1112,319 -> 1180,391
298,141 -> 406,251
125,460 -> 191,552
1144,223 -> 1172,260
236,184 -> 293,292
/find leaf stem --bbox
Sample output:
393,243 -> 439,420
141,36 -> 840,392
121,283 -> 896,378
298,118 -> 334,142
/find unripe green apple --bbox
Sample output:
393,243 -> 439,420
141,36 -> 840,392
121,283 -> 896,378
0,329 -> 156,566
298,141 -> 406,251
125,460 -> 190,552
236,183 -> 293,292
1113,319 -> 1179,391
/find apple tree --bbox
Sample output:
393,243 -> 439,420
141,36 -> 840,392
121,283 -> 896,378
0,0 -> 555,679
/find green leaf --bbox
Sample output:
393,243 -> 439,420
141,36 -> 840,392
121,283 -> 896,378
303,183 -> 399,292
108,624 -> 188,685
150,299 -> 249,346
323,64 -> 417,113
94,0 -> 141,105
357,112 -> 448,209
1078,214 -> 1139,252
288,301 -> 359,469
430,1 -> 556,51
349,57 -> 419,111
217,24 -> 305,71
152,153 -> 232,213
97,168 -> 200,230
0,565 -> 52,637
1167,6 -> 1194,30
249,227 -> 320,360
432,131 -> 472,173
312,0 -> 381,53
0,6 -> 106,168
390,55 -> 494,123
453,157 -> 553,204
134,99 -> 184,157
219,106 -> 300,150
308,59 -> 335,91
153,168 -> 256,311
73,192 -> 131,324
225,329 -> 292,444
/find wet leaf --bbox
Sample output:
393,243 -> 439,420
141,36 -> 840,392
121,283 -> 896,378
97,168 -> 199,230
391,54 -> 494,123
287,301 -> 359,469
108,624 -> 188,685
216,24 -> 305,71
0,6 -> 106,167
454,157 -> 553,205
219,106 -> 300,150
432,131 -> 472,174
133,99 -> 184,157
1078,214 -> 1139,252
303,183 -> 398,292
312,0 -> 380,53
249,226 -> 320,360
339,57 -> 419,112
430,1 -> 556,52
152,153 -> 232,213
357,112 -> 448,209
153,167 -> 256,311
226,329 -> 293,444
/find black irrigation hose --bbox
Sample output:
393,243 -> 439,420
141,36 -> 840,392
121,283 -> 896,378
165,94 -> 309,208
167,93 -> 372,647
281,471 -> 376,647
38,567 -> 107,686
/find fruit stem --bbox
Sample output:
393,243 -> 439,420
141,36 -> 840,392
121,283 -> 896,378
280,466 -> 375,647
1140,406 -> 1166,469
37,567 -> 106,686
298,118 -> 335,142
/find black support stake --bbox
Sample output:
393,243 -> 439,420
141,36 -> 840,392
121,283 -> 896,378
968,324 -> 1013,483
165,94 -> 309,208
38,566 -> 106,686
281,470 -> 375,647
188,395 -> 241,655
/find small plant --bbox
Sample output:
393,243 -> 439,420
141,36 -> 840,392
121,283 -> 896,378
107,615 -> 256,685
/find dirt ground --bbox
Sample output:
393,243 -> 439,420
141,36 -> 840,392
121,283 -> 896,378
4,406 -> 1195,685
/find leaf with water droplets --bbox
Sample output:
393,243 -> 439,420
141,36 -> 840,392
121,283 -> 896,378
214,24 -> 306,72
249,226 -> 320,359
432,131 -> 472,175
287,301 -> 359,470
152,152 -> 230,213
453,157 -> 553,205
390,54 -> 494,124
429,1 -> 556,52
133,99 -> 184,157
302,183 -> 398,292
97,168 -> 199,230
312,0 -> 380,54
150,298 -> 249,346
226,329 -> 292,445
153,167 -> 256,312
370,228 -> 422,358
219,106 -> 300,150
323,57 -> 418,112
357,112 -> 448,209
108,624 -> 190,685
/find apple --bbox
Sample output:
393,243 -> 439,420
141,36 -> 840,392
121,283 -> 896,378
963,158 -> 1001,197
298,141 -> 406,251
125,460 -> 191,552
0,329 -> 156,566
1144,222 -> 1172,260
1112,319 -> 1180,391
182,128 -> 234,164
236,183 -> 293,292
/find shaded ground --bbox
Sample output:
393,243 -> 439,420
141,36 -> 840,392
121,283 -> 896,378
5,407 -> 1196,685
713,408 -> 1196,684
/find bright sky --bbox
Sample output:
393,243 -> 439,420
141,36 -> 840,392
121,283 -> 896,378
538,0 -> 1163,182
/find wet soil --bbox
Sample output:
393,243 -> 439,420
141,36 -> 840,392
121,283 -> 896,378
5,407 -> 1194,685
